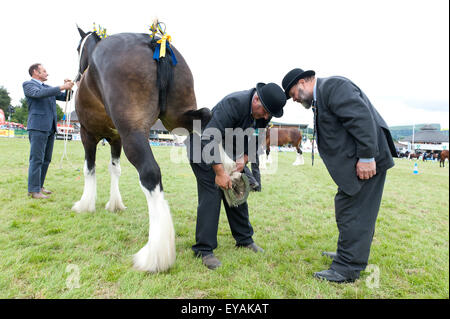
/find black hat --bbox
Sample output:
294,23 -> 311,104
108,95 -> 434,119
255,82 -> 286,118
282,68 -> 315,99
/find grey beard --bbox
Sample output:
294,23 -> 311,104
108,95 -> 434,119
301,101 -> 312,109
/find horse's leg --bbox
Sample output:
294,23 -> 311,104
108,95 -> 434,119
293,138 -> 304,166
105,138 -> 126,212
120,131 -> 175,272
72,128 -> 98,212
266,144 -> 273,164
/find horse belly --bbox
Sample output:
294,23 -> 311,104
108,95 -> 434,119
76,83 -> 117,139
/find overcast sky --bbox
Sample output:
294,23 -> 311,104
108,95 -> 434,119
1,0 -> 448,128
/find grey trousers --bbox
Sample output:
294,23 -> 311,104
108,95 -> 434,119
28,130 -> 55,193
331,171 -> 387,279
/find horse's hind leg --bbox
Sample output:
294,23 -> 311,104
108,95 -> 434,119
72,128 -> 98,212
120,131 -> 175,272
293,141 -> 304,166
105,138 -> 126,212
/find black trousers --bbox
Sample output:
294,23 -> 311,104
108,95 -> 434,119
331,171 -> 387,279
190,162 -> 254,256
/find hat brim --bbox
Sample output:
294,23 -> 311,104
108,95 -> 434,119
256,83 -> 284,118
284,70 -> 315,99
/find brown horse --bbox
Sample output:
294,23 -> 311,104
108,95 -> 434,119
73,25 -> 211,273
408,152 -> 421,160
440,150 -> 449,167
265,127 -> 303,165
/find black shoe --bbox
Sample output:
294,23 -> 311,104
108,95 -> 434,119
321,251 -> 337,259
240,242 -> 264,253
202,254 -> 222,270
313,269 -> 356,283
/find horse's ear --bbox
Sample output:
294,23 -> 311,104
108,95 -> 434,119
77,25 -> 87,38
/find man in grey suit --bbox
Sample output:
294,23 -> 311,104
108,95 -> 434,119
282,68 -> 397,283
23,63 -> 74,199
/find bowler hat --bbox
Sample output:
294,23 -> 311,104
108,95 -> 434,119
255,82 -> 286,118
282,68 -> 316,99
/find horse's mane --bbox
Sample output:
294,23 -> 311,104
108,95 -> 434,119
149,37 -> 174,115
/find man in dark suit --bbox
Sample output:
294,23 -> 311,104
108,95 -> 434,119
186,83 -> 286,269
282,68 -> 397,283
23,63 -> 74,199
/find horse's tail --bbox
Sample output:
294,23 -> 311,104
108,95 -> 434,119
149,39 -> 174,115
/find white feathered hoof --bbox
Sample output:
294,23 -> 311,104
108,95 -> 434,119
72,198 -> 96,213
259,154 -> 267,170
293,154 -> 305,166
133,185 -> 176,273
73,161 -> 97,212
106,159 -> 126,212
105,198 -> 126,212
133,240 -> 175,273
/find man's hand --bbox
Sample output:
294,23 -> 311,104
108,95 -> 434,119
215,172 -> 232,190
212,164 -> 232,189
60,81 -> 74,91
356,160 -> 376,180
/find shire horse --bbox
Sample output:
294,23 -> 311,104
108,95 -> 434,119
265,127 -> 304,165
440,150 -> 449,167
73,25 -> 211,272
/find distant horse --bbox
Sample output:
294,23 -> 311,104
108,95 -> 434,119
423,152 -> 440,161
408,152 -> 421,160
397,151 -> 408,159
440,150 -> 449,167
265,127 -> 303,165
73,26 -> 211,273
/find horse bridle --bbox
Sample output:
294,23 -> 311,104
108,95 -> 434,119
75,32 -> 93,82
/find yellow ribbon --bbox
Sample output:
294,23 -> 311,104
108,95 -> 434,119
157,34 -> 172,58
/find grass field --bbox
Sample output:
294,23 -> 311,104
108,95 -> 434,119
0,137 -> 448,299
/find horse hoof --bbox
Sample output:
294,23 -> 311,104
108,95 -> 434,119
72,200 -> 96,213
133,242 -> 175,273
105,201 -> 126,212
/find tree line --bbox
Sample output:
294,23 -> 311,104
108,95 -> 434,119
0,86 -> 65,126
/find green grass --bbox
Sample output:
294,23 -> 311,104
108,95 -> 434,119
0,137 -> 448,299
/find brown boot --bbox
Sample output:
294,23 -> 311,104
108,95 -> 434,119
28,192 -> 49,199
41,188 -> 52,195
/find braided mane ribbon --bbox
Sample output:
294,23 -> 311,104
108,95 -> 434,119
149,20 -> 178,65
157,34 -> 171,58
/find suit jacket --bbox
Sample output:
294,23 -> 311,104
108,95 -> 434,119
315,76 -> 397,196
23,79 -> 70,132
186,88 -> 258,165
